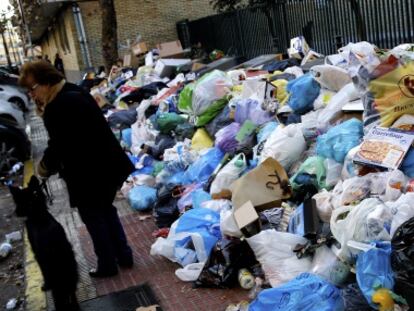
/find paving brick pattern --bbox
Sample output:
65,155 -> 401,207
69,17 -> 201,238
79,211 -> 249,311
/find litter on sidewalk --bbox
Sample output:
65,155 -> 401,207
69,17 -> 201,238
87,37 -> 414,310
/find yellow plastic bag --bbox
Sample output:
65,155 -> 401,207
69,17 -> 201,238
191,128 -> 213,151
271,79 -> 289,106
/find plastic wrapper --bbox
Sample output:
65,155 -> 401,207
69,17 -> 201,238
260,124 -> 306,170
210,153 -> 246,195
310,64 -> 352,92
249,273 -> 344,311
356,242 -> 394,308
128,185 -> 157,211
316,118 -> 363,163
330,198 -> 392,261
287,73 -> 320,114
234,99 -> 274,126
246,230 -> 311,287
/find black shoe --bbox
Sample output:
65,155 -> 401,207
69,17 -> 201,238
89,268 -> 118,278
118,257 -> 134,269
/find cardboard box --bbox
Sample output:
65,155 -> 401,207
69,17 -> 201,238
123,53 -> 140,68
354,127 -> 414,170
156,40 -> 184,58
154,58 -> 192,78
131,41 -> 148,56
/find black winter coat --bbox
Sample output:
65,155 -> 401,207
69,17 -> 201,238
41,83 -> 134,208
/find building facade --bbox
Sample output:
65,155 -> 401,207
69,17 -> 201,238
36,0 -> 216,82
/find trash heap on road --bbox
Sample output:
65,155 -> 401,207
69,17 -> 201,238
90,38 -> 414,311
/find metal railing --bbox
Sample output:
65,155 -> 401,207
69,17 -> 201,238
187,0 -> 414,58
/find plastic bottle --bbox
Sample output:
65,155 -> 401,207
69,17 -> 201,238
0,242 -> 12,259
238,269 -> 255,290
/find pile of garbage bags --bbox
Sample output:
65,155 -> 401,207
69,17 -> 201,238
91,38 -> 414,310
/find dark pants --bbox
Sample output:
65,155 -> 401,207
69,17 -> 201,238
77,205 -> 132,271
52,289 -> 79,311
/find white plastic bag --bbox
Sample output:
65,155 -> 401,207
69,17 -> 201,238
338,41 -> 380,76
331,198 -> 392,262
246,230 -> 311,287
284,66 -> 304,78
380,169 -> 407,202
175,262 -> 205,282
260,124 -> 306,170
317,83 -> 360,131
131,100 -> 158,154
210,154 -> 247,195
341,145 -> 361,180
313,89 -> 336,111
313,189 -> 334,223
387,193 -> 414,237
310,65 -> 352,92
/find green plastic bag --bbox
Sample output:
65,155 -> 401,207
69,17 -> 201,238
195,96 -> 229,127
156,113 -> 186,134
178,83 -> 195,114
290,156 -> 328,191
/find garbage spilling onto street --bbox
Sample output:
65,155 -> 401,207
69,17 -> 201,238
89,37 -> 414,310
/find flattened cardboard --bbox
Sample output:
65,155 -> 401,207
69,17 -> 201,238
131,41 -> 148,56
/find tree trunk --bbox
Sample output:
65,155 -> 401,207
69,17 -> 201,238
99,0 -> 118,71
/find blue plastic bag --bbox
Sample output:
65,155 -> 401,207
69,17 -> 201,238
183,147 -> 225,184
234,99 -> 274,126
401,147 -> 414,177
287,74 -> 320,114
129,154 -> 154,176
121,128 -> 132,148
128,185 -> 157,211
316,118 -> 363,163
356,242 -> 394,309
191,189 -> 212,209
249,273 -> 344,311
257,121 -> 278,143
174,207 -> 221,265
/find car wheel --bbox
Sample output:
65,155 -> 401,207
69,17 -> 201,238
0,137 -> 20,175
9,97 -> 26,112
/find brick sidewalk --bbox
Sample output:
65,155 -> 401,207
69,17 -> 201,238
79,211 -> 249,311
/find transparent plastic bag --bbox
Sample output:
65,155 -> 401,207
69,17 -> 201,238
324,158 -> 343,188
331,198 -> 392,262
388,193 -> 414,237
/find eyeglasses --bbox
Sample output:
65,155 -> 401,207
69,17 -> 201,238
29,84 -> 39,92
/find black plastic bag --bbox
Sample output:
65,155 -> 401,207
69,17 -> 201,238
174,123 -> 195,141
107,109 -> 137,129
391,217 -> 414,308
153,186 -> 180,228
194,238 -> 257,289
149,134 -> 176,160
340,283 -> 373,311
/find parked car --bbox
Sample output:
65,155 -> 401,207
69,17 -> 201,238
0,116 -> 31,175
0,84 -> 30,112
0,99 -> 25,129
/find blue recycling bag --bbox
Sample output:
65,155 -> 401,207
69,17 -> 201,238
249,273 -> 344,311
128,185 -> 157,211
356,242 -> 394,308
287,74 -> 320,114
316,118 -> 363,163
173,207 -> 221,266
183,147 -> 224,184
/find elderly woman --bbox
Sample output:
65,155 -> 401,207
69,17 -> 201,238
19,61 -> 134,278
